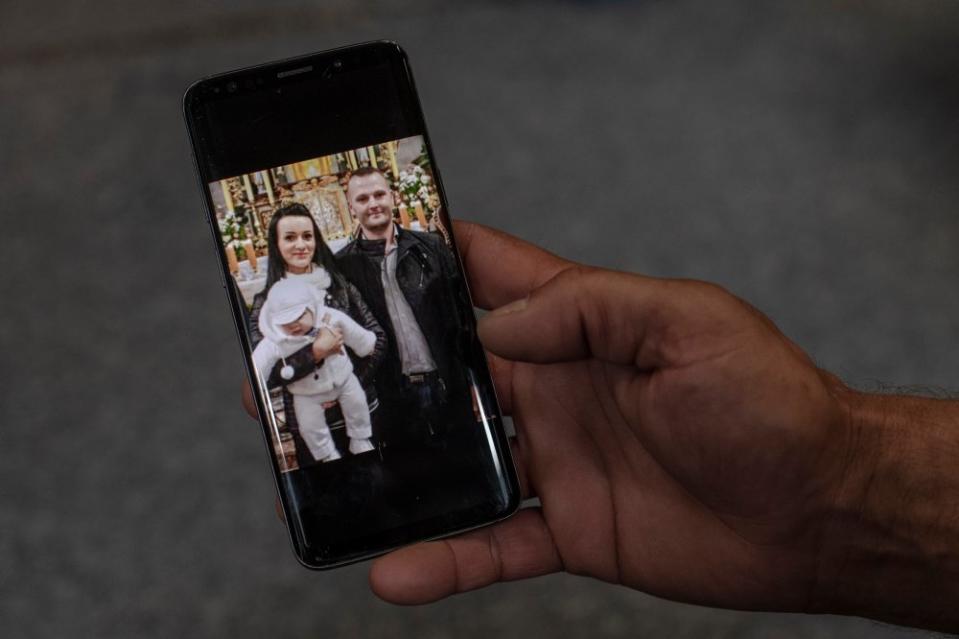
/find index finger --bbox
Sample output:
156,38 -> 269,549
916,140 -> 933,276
452,220 -> 571,310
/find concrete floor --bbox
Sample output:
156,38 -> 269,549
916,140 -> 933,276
1,1 -> 957,637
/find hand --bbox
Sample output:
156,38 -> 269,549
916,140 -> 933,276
311,327 -> 344,361
369,221 -> 860,614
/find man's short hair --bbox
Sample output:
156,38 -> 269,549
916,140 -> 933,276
347,166 -> 389,191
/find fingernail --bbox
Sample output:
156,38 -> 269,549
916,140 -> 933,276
489,296 -> 528,317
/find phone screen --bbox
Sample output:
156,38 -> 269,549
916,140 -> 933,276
184,42 -> 518,567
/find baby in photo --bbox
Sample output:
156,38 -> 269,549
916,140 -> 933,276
253,277 -> 377,462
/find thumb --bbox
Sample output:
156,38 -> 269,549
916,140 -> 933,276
477,266 -> 736,369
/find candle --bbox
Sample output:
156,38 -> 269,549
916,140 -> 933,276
412,199 -> 427,229
356,147 -> 369,164
225,243 -> 239,274
368,145 -> 378,168
347,150 -> 358,171
242,174 -> 255,202
244,240 -> 257,271
398,203 -> 410,229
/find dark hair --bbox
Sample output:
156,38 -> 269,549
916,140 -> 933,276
264,202 -> 345,293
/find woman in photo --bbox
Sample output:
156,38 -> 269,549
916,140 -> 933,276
249,202 -> 387,467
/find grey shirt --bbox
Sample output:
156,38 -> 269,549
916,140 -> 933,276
380,242 -> 437,375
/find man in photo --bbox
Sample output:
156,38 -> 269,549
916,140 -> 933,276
335,166 -> 472,449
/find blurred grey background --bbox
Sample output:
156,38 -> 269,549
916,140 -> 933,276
2,0 -> 957,637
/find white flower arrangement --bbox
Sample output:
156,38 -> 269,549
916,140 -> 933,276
218,210 -> 242,244
398,165 -> 437,213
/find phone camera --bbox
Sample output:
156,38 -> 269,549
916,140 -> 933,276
321,59 -> 343,80
226,80 -> 238,93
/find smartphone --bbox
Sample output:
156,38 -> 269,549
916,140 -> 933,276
183,41 -> 519,568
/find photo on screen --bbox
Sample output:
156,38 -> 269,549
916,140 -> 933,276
207,135 -> 491,475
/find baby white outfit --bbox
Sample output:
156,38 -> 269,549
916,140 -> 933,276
253,276 -> 376,461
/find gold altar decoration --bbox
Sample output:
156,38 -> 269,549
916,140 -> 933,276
292,181 -> 353,242
261,171 -> 275,205
220,181 -> 234,212
387,141 -> 399,180
214,139 -> 445,255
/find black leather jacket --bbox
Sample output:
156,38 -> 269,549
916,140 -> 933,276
335,226 -> 473,400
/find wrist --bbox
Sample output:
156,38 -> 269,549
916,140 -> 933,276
812,386 -> 959,632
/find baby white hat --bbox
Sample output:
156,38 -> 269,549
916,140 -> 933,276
266,278 -> 316,325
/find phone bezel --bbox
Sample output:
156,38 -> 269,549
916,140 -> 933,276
183,41 -> 520,569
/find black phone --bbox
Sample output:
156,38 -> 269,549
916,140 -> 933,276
183,41 -> 519,568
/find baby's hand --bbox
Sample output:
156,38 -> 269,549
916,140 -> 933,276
317,327 -> 344,350
311,327 -> 345,361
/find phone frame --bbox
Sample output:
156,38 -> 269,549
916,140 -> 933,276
183,41 -> 520,569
